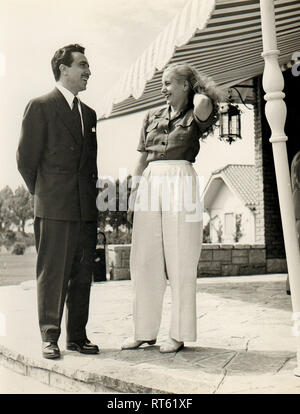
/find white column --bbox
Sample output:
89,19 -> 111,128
259,0 -> 300,376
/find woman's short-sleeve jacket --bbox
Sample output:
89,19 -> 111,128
137,105 -> 215,163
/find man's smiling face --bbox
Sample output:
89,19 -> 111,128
60,51 -> 91,95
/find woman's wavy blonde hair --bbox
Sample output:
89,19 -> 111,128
164,63 -> 225,138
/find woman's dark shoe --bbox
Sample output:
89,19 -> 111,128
66,338 -> 99,354
121,339 -> 156,350
42,341 -> 60,359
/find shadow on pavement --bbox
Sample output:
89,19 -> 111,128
60,345 -> 296,376
197,280 -> 292,312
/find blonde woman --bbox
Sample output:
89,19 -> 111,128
122,63 -> 222,353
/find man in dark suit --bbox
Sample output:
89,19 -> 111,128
17,44 -> 99,359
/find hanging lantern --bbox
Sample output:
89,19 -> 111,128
219,102 -> 241,144
219,87 -> 242,144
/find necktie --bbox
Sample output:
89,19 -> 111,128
72,96 -> 83,137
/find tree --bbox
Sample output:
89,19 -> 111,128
209,214 -> 223,243
3,229 -> 16,249
203,210 -> 212,243
0,186 -> 14,234
97,180 -> 111,233
216,220 -> 223,243
10,186 -> 33,235
233,214 -> 243,242
124,174 -> 133,233
203,221 -> 211,243
97,175 -> 132,243
108,177 -> 131,238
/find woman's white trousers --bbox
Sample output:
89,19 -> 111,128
130,160 -> 203,342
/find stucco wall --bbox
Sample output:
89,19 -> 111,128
208,183 -> 255,244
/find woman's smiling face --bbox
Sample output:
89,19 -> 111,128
161,69 -> 189,109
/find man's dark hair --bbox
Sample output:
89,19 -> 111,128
51,44 -> 85,81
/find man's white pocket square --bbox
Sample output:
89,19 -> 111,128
91,127 -> 96,132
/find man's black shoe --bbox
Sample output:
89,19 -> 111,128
66,339 -> 99,354
42,341 -> 60,359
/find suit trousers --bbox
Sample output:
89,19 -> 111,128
130,160 -> 203,342
34,218 -> 97,342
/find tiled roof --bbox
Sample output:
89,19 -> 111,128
210,164 -> 257,206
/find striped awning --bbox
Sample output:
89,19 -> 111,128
98,0 -> 300,119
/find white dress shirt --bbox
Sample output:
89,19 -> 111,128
56,83 -> 84,135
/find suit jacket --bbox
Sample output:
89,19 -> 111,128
17,87 -> 98,221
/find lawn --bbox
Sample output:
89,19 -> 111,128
0,252 -> 36,286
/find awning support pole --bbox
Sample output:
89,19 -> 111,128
259,0 -> 300,376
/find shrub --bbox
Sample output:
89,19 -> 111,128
11,242 -> 26,255
216,221 -> 223,243
16,231 -> 35,247
105,230 -> 132,244
3,230 -> 16,249
203,221 -> 211,243
233,214 -> 243,242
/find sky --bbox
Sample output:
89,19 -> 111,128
0,0 -> 255,191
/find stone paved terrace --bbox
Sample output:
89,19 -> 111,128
1,274 -> 300,394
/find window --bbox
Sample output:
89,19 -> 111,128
224,213 -> 235,236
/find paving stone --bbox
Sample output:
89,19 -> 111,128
50,371 -> 96,393
217,372 -> 300,394
239,264 -> 266,275
213,250 -> 232,262
175,347 -> 237,374
202,244 -> 220,250
27,366 -> 50,385
232,249 -> 249,257
200,250 -> 213,261
249,249 -> 266,264
251,244 -> 265,249
221,244 -> 234,249
2,273 -> 300,394
221,264 -> 240,276
0,353 -> 27,376
198,261 -> 221,271
225,351 -> 290,375
232,256 -> 249,264
267,259 -> 287,273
